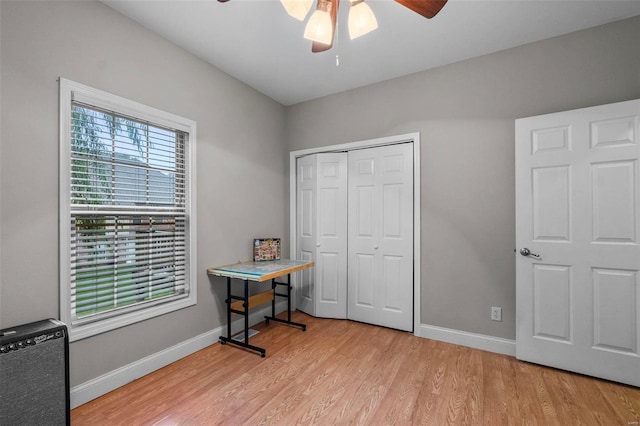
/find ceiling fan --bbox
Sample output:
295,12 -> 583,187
217,0 -> 448,53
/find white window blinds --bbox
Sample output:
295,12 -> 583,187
69,102 -> 189,324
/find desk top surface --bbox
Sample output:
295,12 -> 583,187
207,259 -> 314,282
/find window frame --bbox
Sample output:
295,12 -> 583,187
59,78 -> 197,342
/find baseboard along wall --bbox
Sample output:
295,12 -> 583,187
70,302 -> 286,408
71,312 -> 516,408
419,324 -> 516,356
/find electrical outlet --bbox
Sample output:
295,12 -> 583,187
491,306 -> 502,322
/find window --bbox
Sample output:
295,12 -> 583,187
59,79 -> 196,341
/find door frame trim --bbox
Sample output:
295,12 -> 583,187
289,132 -> 421,335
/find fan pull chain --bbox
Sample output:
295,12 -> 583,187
335,23 -> 340,67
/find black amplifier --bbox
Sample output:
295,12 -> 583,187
0,319 -> 70,426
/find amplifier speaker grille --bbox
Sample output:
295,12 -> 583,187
0,319 -> 70,426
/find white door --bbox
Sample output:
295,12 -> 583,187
315,153 -> 348,318
348,143 -> 414,331
516,99 -> 640,387
296,155 -> 317,316
296,153 -> 348,318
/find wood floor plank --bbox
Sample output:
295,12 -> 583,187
481,351 -> 512,425
71,312 -> 640,425
374,337 -> 432,425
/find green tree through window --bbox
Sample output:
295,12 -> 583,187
70,104 -> 187,319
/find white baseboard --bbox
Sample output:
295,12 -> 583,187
72,312 -> 515,409
70,301 -> 286,409
419,324 -> 516,356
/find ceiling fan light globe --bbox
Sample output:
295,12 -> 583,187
304,10 -> 333,45
280,0 -> 313,21
348,1 -> 378,40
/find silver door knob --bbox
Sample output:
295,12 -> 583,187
374,245 -> 379,250
519,248 -> 541,259
316,243 -> 320,247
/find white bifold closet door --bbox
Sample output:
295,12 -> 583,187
347,144 -> 414,332
296,143 -> 414,332
297,153 -> 348,318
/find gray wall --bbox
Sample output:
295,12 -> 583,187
285,16 -> 640,339
0,1 -> 287,386
1,0 -> 639,391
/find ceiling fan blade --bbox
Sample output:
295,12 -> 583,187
394,0 -> 447,19
312,0 -> 339,53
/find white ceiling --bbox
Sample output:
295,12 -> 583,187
102,0 -> 640,106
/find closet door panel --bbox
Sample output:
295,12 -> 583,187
315,153 -> 348,318
296,156 -> 317,316
348,144 -> 414,331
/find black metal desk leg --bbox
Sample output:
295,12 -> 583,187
226,277 -> 231,339
243,279 -> 249,344
218,277 -> 266,357
264,273 -> 306,331
286,273 -> 292,322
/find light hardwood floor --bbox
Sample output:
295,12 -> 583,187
72,312 -> 639,425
